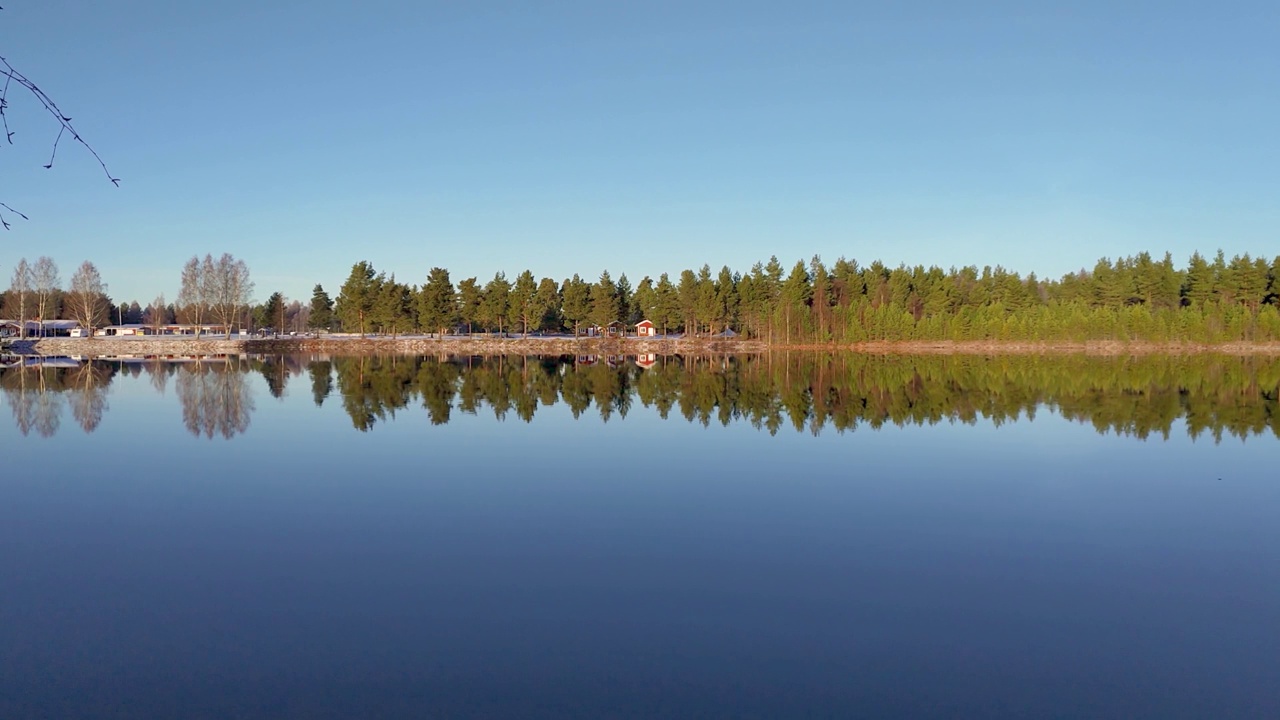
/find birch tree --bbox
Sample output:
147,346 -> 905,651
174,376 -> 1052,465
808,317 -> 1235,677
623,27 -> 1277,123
31,257 -> 59,335
66,261 -> 108,335
148,294 -> 168,334
207,254 -> 253,336
6,258 -> 32,337
177,256 -> 208,336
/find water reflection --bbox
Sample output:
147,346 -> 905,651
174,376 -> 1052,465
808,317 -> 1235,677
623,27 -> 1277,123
325,353 -> 1280,442
175,358 -> 256,439
2,352 -> 1279,441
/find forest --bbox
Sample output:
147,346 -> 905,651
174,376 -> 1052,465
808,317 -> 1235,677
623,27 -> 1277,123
5,352 -> 1278,442
325,250 -> 1280,343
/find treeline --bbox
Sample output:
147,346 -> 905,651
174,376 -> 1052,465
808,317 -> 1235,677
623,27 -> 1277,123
1,257 -> 114,333
8,249 -> 1280,343
317,250 -> 1280,343
1,253 -> 285,337
11,352 -> 1274,442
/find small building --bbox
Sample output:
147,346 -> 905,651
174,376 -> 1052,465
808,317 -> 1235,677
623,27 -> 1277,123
582,325 -> 601,338
95,324 -> 149,337
635,353 -> 657,370
636,319 -> 657,337
605,321 -> 625,338
0,319 -> 84,337
39,319 -> 83,337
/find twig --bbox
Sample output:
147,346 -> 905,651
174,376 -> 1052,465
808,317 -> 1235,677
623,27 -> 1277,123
1,12 -> 119,228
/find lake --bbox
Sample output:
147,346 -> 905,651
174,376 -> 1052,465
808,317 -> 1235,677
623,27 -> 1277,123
2,352 -> 1278,719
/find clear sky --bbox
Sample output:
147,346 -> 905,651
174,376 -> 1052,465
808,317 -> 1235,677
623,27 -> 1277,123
2,1 -> 1277,305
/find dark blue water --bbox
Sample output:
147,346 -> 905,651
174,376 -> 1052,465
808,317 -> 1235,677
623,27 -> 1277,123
1,356 -> 1277,719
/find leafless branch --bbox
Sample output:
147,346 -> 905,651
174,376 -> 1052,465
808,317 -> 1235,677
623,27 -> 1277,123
1,9 -> 119,228
0,55 -> 118,185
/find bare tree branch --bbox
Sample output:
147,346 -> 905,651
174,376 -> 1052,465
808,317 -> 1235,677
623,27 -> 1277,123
2,7 -> 119,228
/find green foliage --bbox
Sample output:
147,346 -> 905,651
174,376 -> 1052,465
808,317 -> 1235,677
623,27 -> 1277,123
260,291 -> 284,333
418,267 -> 456,337
318,248 -> 1280,344
456,277 -> 482,335
561,274 -> 591,336
512,270 -> 540,337
590,270 -> 620,330
335,261 -> 377,337
307,284 -> 334,331
481,273 -> 512,334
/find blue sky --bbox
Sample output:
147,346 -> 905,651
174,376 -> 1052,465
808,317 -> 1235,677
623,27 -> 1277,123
2,1 -> 1277,305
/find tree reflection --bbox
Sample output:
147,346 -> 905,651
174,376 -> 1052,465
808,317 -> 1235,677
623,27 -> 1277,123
1,359 -> 118,435
175,359 -> 255,439
323,353 -> 1280,441
66,362 -> 113,433
1,365 -> 58,436
4,353 -> 1279,441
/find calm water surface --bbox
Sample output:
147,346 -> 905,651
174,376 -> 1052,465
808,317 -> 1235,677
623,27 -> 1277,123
1,353 -> 1278,719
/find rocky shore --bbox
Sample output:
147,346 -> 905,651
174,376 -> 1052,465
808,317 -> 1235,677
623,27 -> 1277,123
18,335 -> 764,357
10,335 -> 1280,357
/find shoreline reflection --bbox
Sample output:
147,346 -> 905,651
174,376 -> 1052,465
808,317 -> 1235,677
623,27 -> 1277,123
2,353 -> 1278,441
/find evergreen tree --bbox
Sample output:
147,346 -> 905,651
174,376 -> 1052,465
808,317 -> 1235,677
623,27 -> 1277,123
695,265 -> 718,336
513,270 -> 540,336
457,277 -> 482,335
616,273 -> 634,326
336,261 -> 378,337
418,267 -> 457,337
307,284 -> 335,331
536,277 -> 562,332
780,260 -> 811,343
371,273 -> 412,336
654,273 -> 680,336
261,292 -> 284,335
591,270 -> 620,330
677,269 -> 699,335
562,274 -> 591,337
1183,251 -> 1215,308
631,276 -> 656,326
481,272 -> 511,335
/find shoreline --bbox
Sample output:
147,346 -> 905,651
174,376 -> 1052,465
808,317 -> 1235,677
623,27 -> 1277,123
9,336 -> 1280,357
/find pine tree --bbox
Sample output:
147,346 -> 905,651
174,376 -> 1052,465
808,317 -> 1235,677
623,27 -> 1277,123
1183,251 -> 1215,308
616,273 -> 634,326
536,277 -> 562,332
695,265 -> 718,336
631,276 -> 656,326
456,278 -> 482,335
590,270 -> 620,330
654,273 -> 679,336
715,266 -> 738,335
336,261 -> 377,337
562,274 -> 591,337
677,269 -> 699,335
513,270 -> 539,337
262,292 -> 284,335
307,284 -> 334,331
481,272 -> 511,335
418,267 -> 456,338
781,260 -> 811,343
